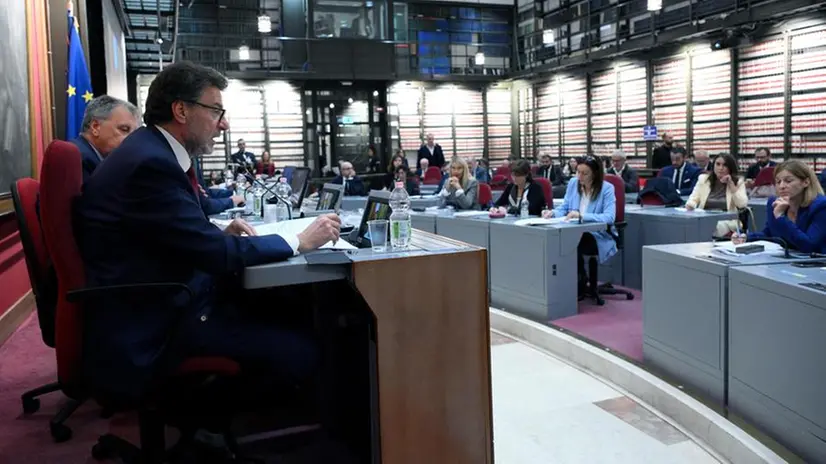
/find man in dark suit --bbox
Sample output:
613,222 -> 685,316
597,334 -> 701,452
417,133 -> 445,170
606,150 -> 640,193
536,154 -> 564,186
331,161 -> 367,196
651,132 -> 674,170
744,147 -> 776,189
693,149 -> 712,172
70,95 -> 139,182
230,138 -> 256,172
658,147 -> 700,196
74,61 -> 341,399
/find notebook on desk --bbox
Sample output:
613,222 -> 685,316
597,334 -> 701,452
255,217 -> 356,250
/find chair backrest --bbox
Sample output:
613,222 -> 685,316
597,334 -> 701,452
490,174 -> 508,190
423,166 -> 442,185
533,177 -> 552,208
39,140 -> 85,391
754,166 -> 775,187
530,165 -> 539,175
639,191 -> 665,206
477,182 -> 492,207
604,174 -> 625,223
11,179 -> 57,347
493,165 -> 511,179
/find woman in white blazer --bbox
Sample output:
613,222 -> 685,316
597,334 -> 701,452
685,153 -> 748,237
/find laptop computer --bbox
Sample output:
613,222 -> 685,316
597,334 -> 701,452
287,167 -> 310,209
317,182 -> 344,211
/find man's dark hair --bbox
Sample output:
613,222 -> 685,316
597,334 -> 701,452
756,147 -> 771,157
670,146 -> 687,157
143,61 -> 228,126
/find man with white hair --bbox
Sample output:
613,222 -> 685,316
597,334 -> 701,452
694,149 -> 711,171
417,133 -> 445,170
606,149 -> 639,193
71,95 -> 140,181
332,160 -> 366,196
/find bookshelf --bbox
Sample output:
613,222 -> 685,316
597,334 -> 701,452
388,83 -> 423,154
618,63 -> 648,169
535,79 -> 560,159
790,26 -> 826,172
423,86 -> 455,159
263,81 -> 304,167
589,68 -> 618,157
560,75 -> 588,158
486,87 -> 512,163
653,56 -> 688,143
691,47 -> 732,155
454,87 -> 485,161
517,86 -> 535,159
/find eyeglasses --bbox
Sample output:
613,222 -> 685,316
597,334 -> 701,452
185,100 -> 226,122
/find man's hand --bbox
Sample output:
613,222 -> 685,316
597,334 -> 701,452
297,214 -> 342,253
745,179 -> 755,189
225,219 -> 257,237
230,195 -> 245,206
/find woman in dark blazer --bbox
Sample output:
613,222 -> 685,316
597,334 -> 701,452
490,159 -> 547,216
733,160 -> 826,254
384,154 -> 406,189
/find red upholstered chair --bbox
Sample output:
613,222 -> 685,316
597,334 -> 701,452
11,178 -> 84,442
493,165 -> 511,178
490,174 -> 508,190
38,140 -> 242,463
533,177 -> 552,209
583,175 -> 634,305
477,182 -> 493,208
753,166 -> 775,186
423,166 -> 442,185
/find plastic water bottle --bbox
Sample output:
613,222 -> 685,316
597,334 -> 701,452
389,181 -> 411,248
274,177 -> 292,222
520,199 -> 529,218
253,186 -> 264,218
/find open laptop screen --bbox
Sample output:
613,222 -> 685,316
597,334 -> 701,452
317,183 -> 343,211
357,191 -> 392,244
288,167 -> 310,208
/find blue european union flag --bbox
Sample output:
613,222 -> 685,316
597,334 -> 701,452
66,11 -> 93,139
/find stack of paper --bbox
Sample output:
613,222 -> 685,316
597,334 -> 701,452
513,217 -> 567,227
712,240 -> 783,256
453,211 -> 491,218
255,218 -> 356,250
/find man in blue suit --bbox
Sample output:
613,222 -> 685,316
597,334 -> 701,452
70,95 -> 140,182
74,61 -> 341,399
659,148 -> 700,196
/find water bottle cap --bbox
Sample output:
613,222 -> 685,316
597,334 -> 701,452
395,181 -> 404,188
279,177 -> 287,183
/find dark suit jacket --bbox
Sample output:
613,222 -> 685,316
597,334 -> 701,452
606,166 -> 640,193
746,161 -> 777,180
331,175 -> 367,196
74,126 -> 294,398
536,165 -> 564,186
495,182 -> 546,216
417,144 -> 445,169
71,136 -> 102,182
659,163 -> 701,196
749,195 -> 826,254
652,144 -> 673,170
231,151 -> 256,170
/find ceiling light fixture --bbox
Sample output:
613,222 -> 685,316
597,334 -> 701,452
258,15 -> 272,33
542,29 -> 554,45
238,45 -> 250,60
475,52 -> 485,65
647,0 -> 662,11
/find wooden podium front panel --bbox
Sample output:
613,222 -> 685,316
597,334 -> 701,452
353,248 -> 492,464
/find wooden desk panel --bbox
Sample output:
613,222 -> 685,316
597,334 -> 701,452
353,247 -> 492,464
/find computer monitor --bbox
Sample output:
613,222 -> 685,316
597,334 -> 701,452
352,190 -> 391,248
317,183 -> 344,211
288,167 -> 310,209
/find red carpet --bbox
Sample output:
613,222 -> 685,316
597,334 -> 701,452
550,286 -> 644,362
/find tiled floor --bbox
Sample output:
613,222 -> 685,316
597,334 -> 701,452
491,331 -> 721,464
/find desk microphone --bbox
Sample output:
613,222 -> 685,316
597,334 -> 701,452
242,171 -> 293,221
761,236 -> 791,259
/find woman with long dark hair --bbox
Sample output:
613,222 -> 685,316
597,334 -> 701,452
490,159 -> 546,216
685,153 -> 748,236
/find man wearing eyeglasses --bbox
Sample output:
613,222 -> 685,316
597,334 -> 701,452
73,61 -> 340,408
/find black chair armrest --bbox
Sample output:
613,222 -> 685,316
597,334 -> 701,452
66,283 -> 193,306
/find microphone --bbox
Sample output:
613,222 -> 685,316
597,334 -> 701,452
242,171 -> 293,221
760,236 -> 791,259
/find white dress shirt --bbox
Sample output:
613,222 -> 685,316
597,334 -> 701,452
155,126 -> 300,255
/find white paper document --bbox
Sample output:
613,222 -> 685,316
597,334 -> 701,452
453,211 -> 491,217
513,217 -> 568,227
255,218 -> 356,250
673,207 -> 705,213
712,240 -> 783,256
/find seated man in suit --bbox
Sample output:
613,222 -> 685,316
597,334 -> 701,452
694,149 -> 712,172
230,138 -> 256,173
659,148 -> 700,196
744,147 -> 777,189
74,61 -> 342,401
331,161 -> 367,196
70,95 -> 140,182
536,154 -> 564,187
606,150 -> 639,193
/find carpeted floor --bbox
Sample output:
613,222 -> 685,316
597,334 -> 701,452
550,286 -> 644,362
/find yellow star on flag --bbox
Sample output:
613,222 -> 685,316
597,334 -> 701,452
82,90 -> 94,103
67,85 -> 76,97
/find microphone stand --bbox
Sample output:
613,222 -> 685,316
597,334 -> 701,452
760,236 -> 791,259
242,170 -> 293,221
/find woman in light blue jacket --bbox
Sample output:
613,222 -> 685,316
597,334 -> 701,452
543,156 -> 617,298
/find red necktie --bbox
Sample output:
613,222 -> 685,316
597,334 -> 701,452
186,167 -> 202,203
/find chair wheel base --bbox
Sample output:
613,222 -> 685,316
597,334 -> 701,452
50,423 -> 73,443
22,397 -> 40,414
625,294 -> 634,300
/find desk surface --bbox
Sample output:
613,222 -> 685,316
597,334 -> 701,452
626,207 -> 736,219
644,242 -> 816,268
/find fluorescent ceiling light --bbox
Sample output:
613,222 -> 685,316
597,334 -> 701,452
258,15 -> 272,33
238,45 -> 250,60
542,29 -> 554,45
475,52 -> 485,65
647,0 -> 662,11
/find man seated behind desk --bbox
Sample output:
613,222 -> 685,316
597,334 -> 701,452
659,148 -> 700,196
605,150 -> 639,193
70,95 -> 140,182
74,61 -> 341,399
733,160 -> 826,254
331,161 -> 367,196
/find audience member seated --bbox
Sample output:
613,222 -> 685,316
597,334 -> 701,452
542,156 -> 617,298
685,153 -> 748,237
416,157 -> 430,180
733,160 -> 826,254
384,154 -> 406,189
366,145 -> 382,173
207,171 -> 234,199
70,95 -> 140,182
536,154 -> 565,187
438,157 -> 479,210
417,133 -> 445,169
392,164 -> 420,196
472,158 -> 492,183
562,157 -> 578,181
605,150 -> 639,193
73,61 -> 342,404
694,149 -> 712,172
490,160 -> 546,216
231,138 -> 256,172
332,161 -> 367,196
744,147 -> 776,189
659,148 -> 700,196
435,163 -> 450,190
255,150 -> 275,177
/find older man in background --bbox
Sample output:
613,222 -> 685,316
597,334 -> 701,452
694,149 -> 712,171
606,149 -> 639,193
71,95 -> 140,182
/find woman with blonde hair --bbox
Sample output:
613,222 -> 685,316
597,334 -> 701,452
438,157 -> 478,210
685,153 -> 748,237
733,159 -> 826,253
